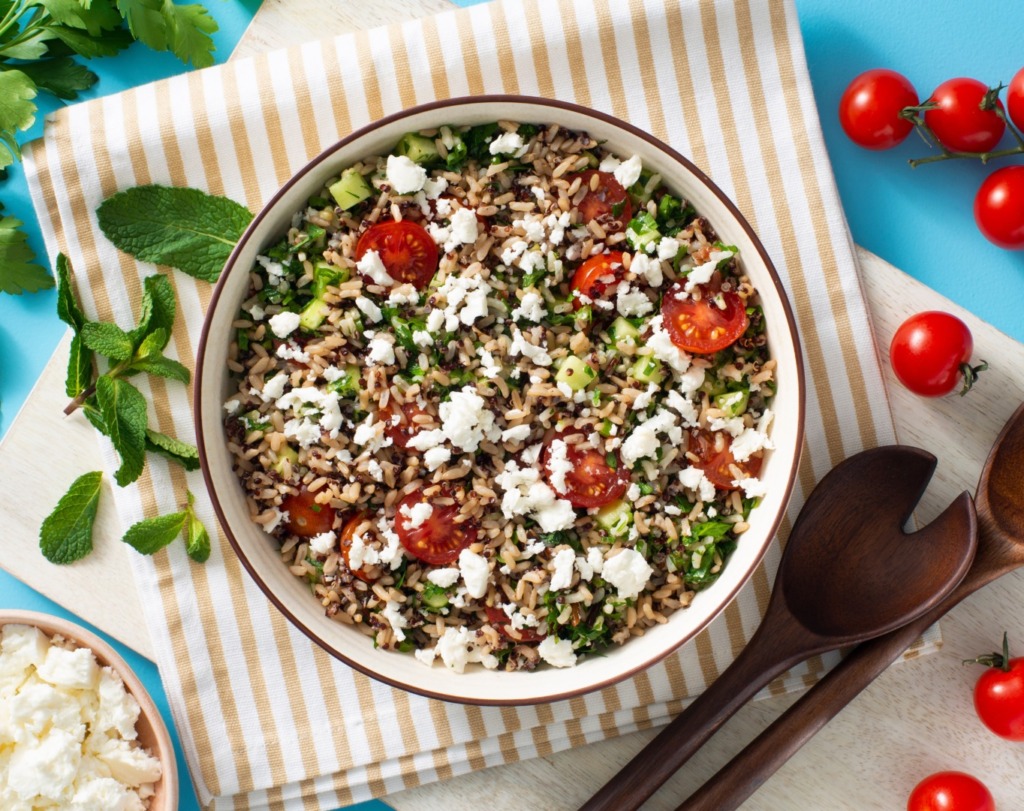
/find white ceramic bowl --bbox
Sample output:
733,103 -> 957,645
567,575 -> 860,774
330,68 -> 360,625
196,96 -> 805,705
0,610 -> 178,809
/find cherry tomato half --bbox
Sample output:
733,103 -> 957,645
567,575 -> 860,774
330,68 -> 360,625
485,606 -> 545,642
889,312 -> 982,397
661,283 -> 749,354
542,432 -> 629,508
281,488 -> 337,537
380,401 -> 430,450
571,251 -> 627,307
688,429 -> 763,491
355,220 -> 439,289
394,485 -> 479,566
974,165 -> 1024,250
1008,66 -> 1024,132
968,634 -> 1024,741
838,69 -> 918,150
925,77 -> 1005,153
339,512 -> 374,582
907,771 -> 995,811
570,170 -> 632,226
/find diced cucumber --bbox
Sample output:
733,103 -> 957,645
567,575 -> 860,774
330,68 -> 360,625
311,261 -> 349,297
714,389 -> 750,418
326,364 -> 361,399
299,297 -> 331,331
555,355 -> 597,392
626,212 -> 661,253
395,132 -> 440,165
608,316 -> 641,348
597,418 -> 616,437
272,445 -> 299,476
699,376 -> 728,398
421,582 -> 450,611
629,354 -> 665,385
329,168 -> 374,211
595,499 -> 633,538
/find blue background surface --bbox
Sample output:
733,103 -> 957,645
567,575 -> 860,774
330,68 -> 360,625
1,0 -> 1022,808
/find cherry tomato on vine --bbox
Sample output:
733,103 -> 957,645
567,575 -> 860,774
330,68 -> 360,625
838,69 -> 918,150
975,165 -> 1024,250
355,220 -> 439,289
541,432 -> 628,508
1008,66 -> 1024,132
281,488 -> 337,537
661,283 -> 749,354
924,77 -> 1005,153
570,169 -> 632,225
907,771 -> 995,811
570,251 -> 627,308
394,485 -> 478,565
889,312 -> 986,398
965,632 -> 1024,741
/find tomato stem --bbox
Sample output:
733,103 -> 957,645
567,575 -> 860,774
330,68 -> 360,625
963,631 -> 1013,672
958,360 -> 988,397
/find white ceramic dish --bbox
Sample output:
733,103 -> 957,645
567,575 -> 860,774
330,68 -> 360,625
196,96 -> 805,706
0,609 -> 178,809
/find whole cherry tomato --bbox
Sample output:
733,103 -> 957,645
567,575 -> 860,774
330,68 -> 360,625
965,633 -> 1024,741
974,165 -> 1024,250
355,220 -> 439,289
889,312 -> 986,397
838,69 -> 918,150
1008,66 -> 1024,132
907,771 -> 994,811
924,77 -> 1005,153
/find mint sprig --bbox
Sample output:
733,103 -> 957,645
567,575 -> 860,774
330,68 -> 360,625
40,471 -> 103,564
122,489 -> 211,562
97,185 -> 253,282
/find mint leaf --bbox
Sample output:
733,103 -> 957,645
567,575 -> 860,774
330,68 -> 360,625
185,491 -> 211,562
97,185 -> 252,282
132,353 -> 190,383
81,321 -> 134,361
145,429 -> 199,471
122,510 -> 187,555
130,274 -> 175,348
1,202 -> 53,294
134,326 -> 171,358
40,471 -> 103,564
46,24 -> 135,58
56,253 -> 86,329
16,58 -> 98,101
95,376 -> 147,485
162,0 -> 217,68
66,333 -> 94,397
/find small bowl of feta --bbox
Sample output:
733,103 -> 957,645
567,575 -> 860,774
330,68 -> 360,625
0,610 -> 177,810
196,96 -> 805,705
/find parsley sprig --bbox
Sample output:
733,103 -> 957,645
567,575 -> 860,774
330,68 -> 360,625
40,251 -> 206,563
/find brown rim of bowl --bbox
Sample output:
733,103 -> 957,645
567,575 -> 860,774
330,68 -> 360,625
0,609 -> 179,809
195,94 -> 806,706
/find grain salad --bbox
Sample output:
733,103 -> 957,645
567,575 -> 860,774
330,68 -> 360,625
223,122 -> 776,673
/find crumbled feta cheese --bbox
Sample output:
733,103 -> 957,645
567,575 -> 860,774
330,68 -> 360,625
376,517 -> 405,569
367,335 -> 395,365
679,466 -> 717,503
268,310 -> 301,339
545,438 -> 573,495
602,548 -> 654,600
423,446 -> 452,471
412,330 -> 434,348
734,476 -> 769,498
423,176 -> 448,199
647,314 -> 692,375
399,501 -> 433,529
616,283 -> 654,318
632,383 -> 660,411
381,601 -> 409,642
37,646 -> 98,690
620,409 -> 682,466
493,461 -> 576,532
386,154 -> 427,194
309,531 -> 336,556
511,290 -> 546,322
489,131 -> 525,155
501,239 -> 528,266
458,549 -> 490,599
425,308 -> 446,332
548,547 -> 577,591
731,427 -> 772,463
223,399 -> 240,415
613,154 -> 643,189
366,459 -> 384,482
256,254 -> 285,280
247,302 -> 265,321
356,249 -> 396,286
387,285 -> 419,306
263,507 -> 288,534
709,416 -> 746,438
427,568 -> 460,588
355,295 -> 383,323
501,424 -> 532,443
685,249 -> 735,293
599,155 -> 621,173
537,636 -> 577,668
445,207 -> 479,253
658,236 -> 681,261
509,326 -> 553,366
434,626 -> 499,673
629,253 -> 663,288
276,342 -> 311,364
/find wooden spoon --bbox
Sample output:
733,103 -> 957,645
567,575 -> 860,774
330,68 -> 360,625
678,401 -> 1024,811
581,446 -> 977,811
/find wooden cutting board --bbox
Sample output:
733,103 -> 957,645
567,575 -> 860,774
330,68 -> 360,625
3,1 -> 1023,808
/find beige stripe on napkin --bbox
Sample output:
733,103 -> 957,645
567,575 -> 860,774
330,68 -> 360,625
24,0 -> 920,808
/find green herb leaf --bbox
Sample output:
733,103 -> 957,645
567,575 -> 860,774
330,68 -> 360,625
131,353 -> 190,383
46,24 -> 135,58
14,57 -> 98,101
185,491 -> 211,562
66,333 -> 94,397
97,185 -> 252,281
0,202 -> 53,294
122,509 -> 187,555
0,29 -> 52,61
55,254 -> 86,329
95,375 -> 148,485
81,320 -> 134,361
145,429 -> 200,470
130,273 -> 176,348
690,520 -> 732,541
162,0 -> 218,69
116,0 -> 170,51
37,0 -> 125,36
39,471 -> 103,564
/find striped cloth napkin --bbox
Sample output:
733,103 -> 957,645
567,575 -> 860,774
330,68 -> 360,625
24,0 -> 920,807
